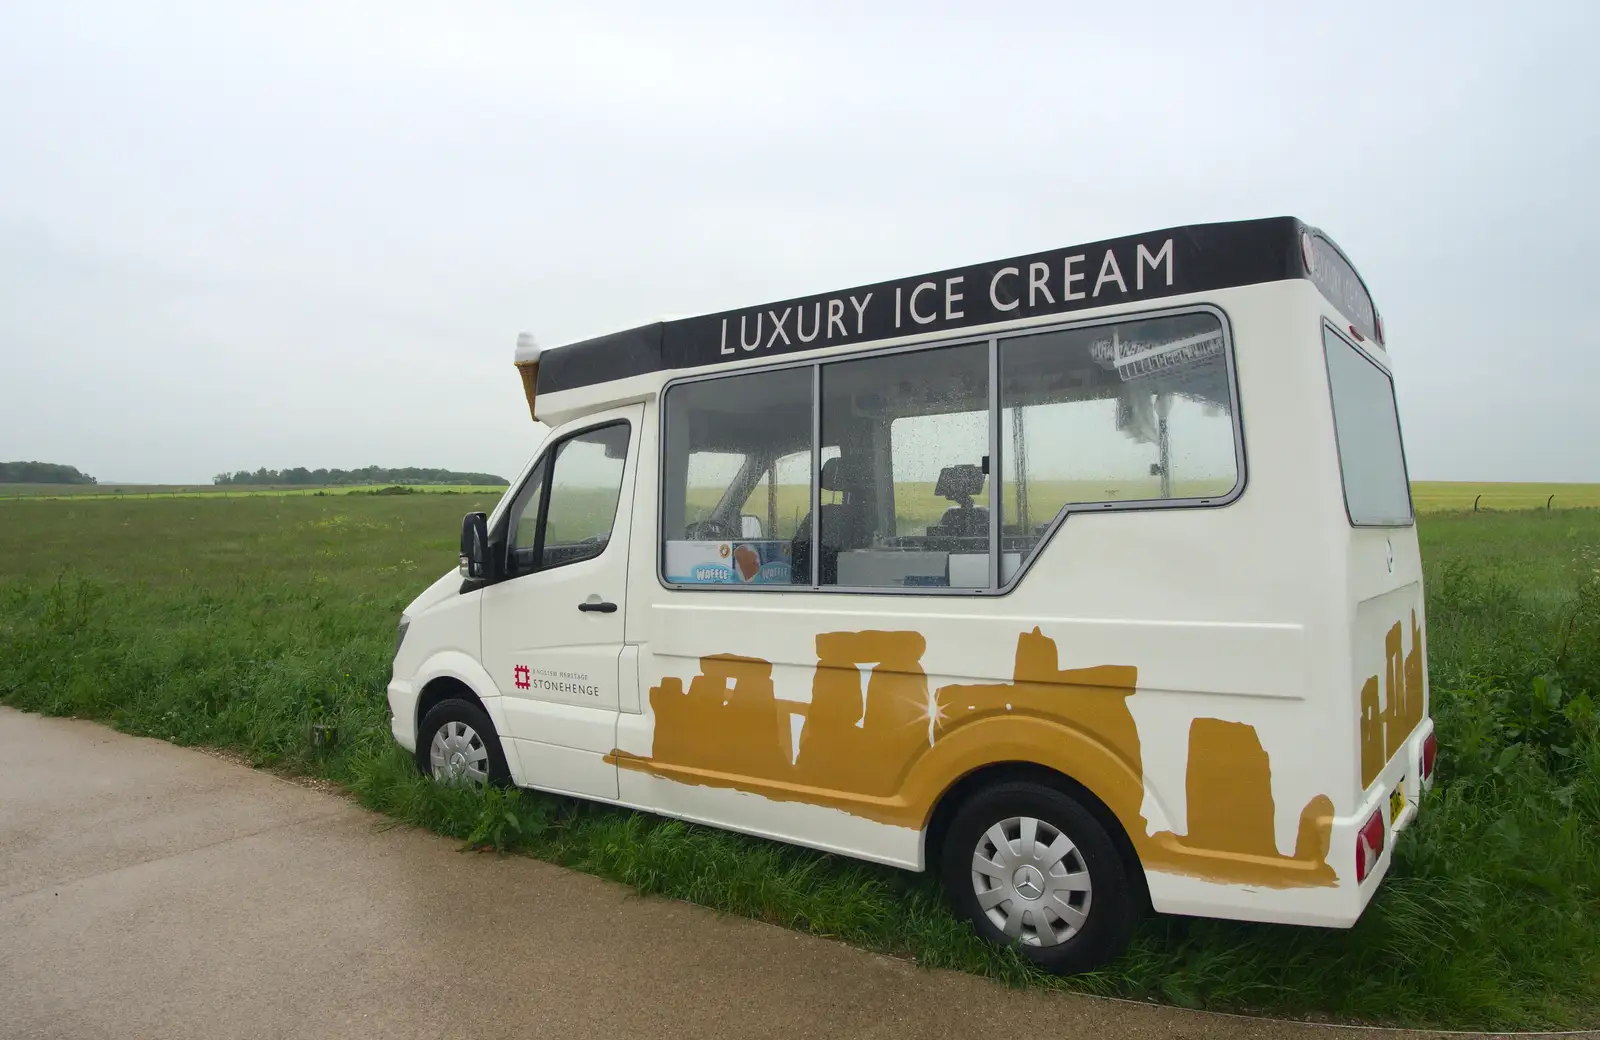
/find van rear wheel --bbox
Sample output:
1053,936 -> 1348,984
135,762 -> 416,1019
941,781 -> 1136,974
416,698 -> 510,787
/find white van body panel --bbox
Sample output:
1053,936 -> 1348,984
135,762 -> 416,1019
388,648 -> 522,783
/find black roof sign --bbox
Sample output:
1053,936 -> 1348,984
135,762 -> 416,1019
537,216 -> 1372,395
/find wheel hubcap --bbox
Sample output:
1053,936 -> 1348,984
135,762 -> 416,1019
971,815 -> 1093,947
1012,865 -> 1045,900
429,721 -> 490,785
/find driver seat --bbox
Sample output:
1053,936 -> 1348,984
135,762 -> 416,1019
790,455 -> 871,583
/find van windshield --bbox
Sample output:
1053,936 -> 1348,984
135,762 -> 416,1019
1324,326 -> 1412,526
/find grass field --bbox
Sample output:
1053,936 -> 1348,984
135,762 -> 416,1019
702,480 -> 1600,536
1409,481 -> 1600,513
1,492 -> 1596,1029
0,483 -> 507,501
7,478 -> 1591,513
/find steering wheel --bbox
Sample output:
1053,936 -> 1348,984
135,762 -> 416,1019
684,518 -> 739,540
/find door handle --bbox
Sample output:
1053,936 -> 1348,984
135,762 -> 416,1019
578,600 -> 618,613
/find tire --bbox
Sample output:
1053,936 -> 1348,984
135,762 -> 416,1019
415,698 -> 511,788
941,780 -> 1137,974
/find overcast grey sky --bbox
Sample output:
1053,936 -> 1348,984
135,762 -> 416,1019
1,1 -> 1595,484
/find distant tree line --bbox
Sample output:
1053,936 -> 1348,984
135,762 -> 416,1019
0,461 -> 96,484
211,466 -> 507,487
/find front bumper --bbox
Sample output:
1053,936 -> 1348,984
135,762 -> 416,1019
386,678 -> 419,752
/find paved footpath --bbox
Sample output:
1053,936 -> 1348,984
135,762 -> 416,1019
0,707 -> 1554,1040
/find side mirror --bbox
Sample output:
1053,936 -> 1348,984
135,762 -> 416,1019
739,514 -> 764,539
460,512 -> 491,580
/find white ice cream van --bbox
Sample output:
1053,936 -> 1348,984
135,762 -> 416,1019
388,216 -> 1436,972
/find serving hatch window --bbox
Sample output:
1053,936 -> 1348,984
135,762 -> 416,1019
819,342 -> 992,588
999,313 -> 1239,564
659,308 -> 1243,592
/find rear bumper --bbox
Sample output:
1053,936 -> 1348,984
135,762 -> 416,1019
386,678 -> 419,753
1147,714 -> 1435,929
1348,713 -> 1435,910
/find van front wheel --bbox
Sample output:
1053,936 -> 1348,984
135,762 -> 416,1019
416,698 -> 511,787
941,781 -> 1136,974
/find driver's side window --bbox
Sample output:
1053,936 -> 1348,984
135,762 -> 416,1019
504,422 -> 631,580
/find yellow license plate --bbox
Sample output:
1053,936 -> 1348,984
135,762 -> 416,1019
1390,782 -> 1406,822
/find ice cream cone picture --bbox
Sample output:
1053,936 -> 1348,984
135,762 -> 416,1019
732,544 -> 760,581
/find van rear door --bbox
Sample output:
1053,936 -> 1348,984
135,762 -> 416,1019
1322,324 -> 1426,792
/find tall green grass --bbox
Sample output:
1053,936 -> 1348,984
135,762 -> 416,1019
1,497 -> 1596,1029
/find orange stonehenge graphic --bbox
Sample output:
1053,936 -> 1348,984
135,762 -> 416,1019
612,627 -> 1336,888
1359,610 -> 1426,789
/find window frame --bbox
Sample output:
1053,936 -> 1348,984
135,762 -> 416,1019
503,453 -> 550,580
502,418 -> 633,581
1320,321 -> 1414,529
656,303 -> 1246,596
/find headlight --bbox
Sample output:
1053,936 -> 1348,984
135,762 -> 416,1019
394,617 -> 411,661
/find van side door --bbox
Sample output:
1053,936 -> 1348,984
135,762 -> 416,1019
480,404 -> 643,800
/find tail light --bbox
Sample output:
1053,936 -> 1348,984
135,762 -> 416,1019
1355,807 -> 1386,883
1421,732 -> 1438,782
